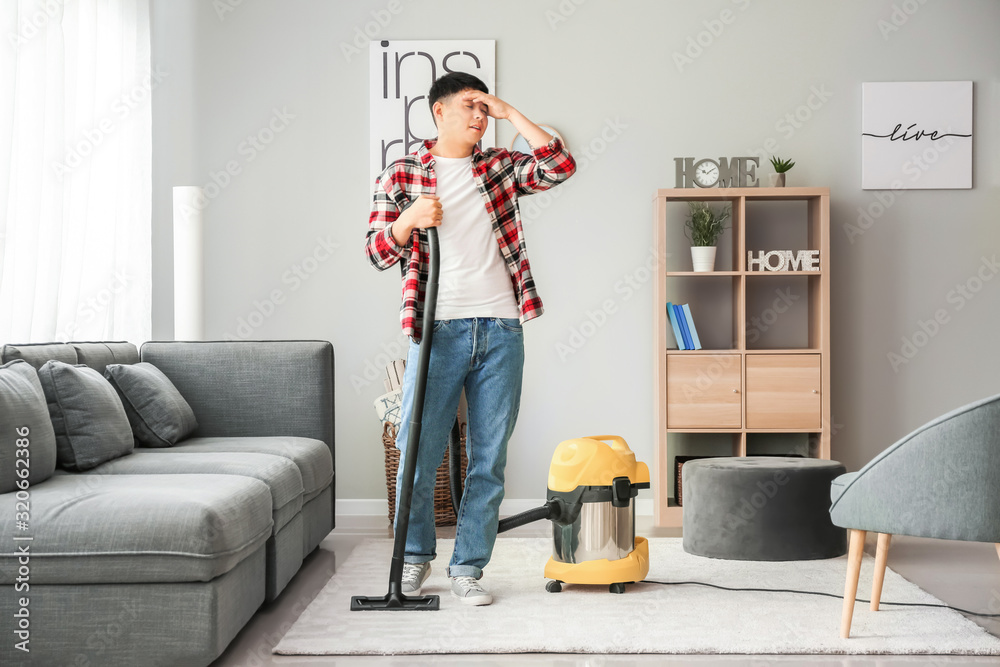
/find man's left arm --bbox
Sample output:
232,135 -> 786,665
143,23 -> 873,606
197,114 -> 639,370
465,91 -> 577,195
506,110 -> 577,195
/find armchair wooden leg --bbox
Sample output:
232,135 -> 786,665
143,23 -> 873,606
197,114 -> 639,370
841,529 -> 867,639
995,543 -> 999,562
871,533 -> 892,611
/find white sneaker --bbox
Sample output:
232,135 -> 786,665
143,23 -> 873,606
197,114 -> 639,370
450,575 -> 493,606
401,562 -> 431,595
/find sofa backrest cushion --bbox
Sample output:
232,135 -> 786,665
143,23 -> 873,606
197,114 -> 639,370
0,360 -> 58,493
71,342 -> 140,375
1,343 -> 77,370
104,362 -> 198,447
37,360 -> 134,471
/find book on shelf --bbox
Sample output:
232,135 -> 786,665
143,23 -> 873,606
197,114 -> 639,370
664,306 -> 679,348
666,302 -> 686,350
682,304 -> 702,350
674,304 -> 693,350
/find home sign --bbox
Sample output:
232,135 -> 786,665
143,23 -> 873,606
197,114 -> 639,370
675,157 -> 760,188
748,250 -> 820,272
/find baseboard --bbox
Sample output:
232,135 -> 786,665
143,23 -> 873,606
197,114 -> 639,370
336,499 -> 391,518
336,498 -> 654,518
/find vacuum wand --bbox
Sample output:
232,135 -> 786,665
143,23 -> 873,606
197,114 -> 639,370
351,226 -> 442,611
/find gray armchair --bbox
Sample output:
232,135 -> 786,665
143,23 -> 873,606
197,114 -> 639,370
829,392 -> 1000,638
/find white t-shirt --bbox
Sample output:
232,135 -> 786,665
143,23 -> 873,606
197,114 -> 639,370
432,154 -> 520,320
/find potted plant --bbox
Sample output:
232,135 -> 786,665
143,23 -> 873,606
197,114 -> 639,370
684,201 -> 730,272
769,156 -> 795,187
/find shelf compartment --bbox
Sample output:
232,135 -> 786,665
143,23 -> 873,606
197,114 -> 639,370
666,355 -> 742,428
663,200 -> 740,272
745,432 -> 811,457
747,432 -> 823,458
744,199 -> 824,277
747,431 -> 814,458
746,354 -> 822,429
744,275 -> 814,350
665,275 -> 740,350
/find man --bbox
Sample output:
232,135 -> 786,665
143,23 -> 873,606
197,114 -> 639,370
365,71 -> 575,605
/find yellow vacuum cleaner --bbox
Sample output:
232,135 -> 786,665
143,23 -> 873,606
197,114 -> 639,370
495,435 -> 651,594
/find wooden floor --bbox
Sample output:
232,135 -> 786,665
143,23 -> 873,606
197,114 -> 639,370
211,515 -> 1000,666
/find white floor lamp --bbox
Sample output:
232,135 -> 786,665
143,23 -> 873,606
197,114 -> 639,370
172,186 -> 204,341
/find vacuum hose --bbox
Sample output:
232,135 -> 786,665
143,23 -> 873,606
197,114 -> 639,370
497,498 -> 563,533
448,418 -> 463,516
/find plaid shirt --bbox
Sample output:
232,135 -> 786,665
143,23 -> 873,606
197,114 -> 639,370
365,136 -> 576,342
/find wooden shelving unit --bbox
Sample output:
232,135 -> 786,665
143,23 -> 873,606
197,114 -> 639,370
652,187 -> 831,528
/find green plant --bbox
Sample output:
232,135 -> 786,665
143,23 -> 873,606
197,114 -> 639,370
684,201 -> 730,247
769,156 -> 795,173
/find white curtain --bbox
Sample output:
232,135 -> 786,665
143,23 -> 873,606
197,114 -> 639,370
0,0 -> 152,345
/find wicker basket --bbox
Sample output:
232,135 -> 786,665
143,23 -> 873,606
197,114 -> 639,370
675,455 -> 713,507
383,420 -> 468,527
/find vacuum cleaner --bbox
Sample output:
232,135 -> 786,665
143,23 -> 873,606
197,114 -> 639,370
529,434 -> 650,595
351,226 -> 650,611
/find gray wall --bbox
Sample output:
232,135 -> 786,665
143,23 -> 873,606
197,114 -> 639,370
150,0 -> 1000,508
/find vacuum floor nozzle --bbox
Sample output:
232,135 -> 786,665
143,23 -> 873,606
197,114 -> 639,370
350,589 -> 440,611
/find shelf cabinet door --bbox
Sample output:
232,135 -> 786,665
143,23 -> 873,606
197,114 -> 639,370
746,354 -> 821,429
666,355 -> 742,428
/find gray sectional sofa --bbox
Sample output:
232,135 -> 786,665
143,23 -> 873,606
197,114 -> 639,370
0,340 -> 335,667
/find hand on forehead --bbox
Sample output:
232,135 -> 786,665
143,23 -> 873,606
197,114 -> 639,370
461,90 -> 488,108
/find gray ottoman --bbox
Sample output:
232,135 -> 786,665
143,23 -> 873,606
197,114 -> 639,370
682,457 -> 847,561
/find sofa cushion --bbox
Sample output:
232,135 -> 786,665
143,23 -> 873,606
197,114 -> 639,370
37,360 -> 134,471
0,360 -> 58,493
0,342 -> 77,370
86,451 -> 304,533
0,473 -> 272,584
147,436 -> 333,501
104,362 -> 199,447
71,341 -> 140,374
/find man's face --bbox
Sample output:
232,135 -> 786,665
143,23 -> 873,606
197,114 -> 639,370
433,89 -> 488,143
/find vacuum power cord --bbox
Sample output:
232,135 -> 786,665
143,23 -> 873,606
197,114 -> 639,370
640,579 -> 1000,618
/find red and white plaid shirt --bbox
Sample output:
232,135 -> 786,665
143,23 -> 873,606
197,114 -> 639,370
365,136 -> 576,342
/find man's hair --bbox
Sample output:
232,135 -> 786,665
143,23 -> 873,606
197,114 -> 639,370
427,72 -> 489,124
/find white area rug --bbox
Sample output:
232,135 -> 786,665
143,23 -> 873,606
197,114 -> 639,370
273,538 -> 1000,656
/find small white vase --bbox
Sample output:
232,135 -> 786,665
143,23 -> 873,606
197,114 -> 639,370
769,173 -> 786,187
691,246 -> 717,272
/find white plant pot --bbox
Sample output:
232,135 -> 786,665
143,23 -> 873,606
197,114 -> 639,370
691,246 -> 717,272
769,173 -> 786,187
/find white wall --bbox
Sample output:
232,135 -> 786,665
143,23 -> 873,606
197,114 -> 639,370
150,0 -> 1000,508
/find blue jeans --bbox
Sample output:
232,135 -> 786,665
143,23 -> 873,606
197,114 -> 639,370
393,317 -> 524,579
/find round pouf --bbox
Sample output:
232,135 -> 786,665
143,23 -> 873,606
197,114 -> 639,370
682,457 -> 847,561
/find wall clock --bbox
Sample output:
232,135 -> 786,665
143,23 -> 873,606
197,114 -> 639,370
675,157 -> 760,188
